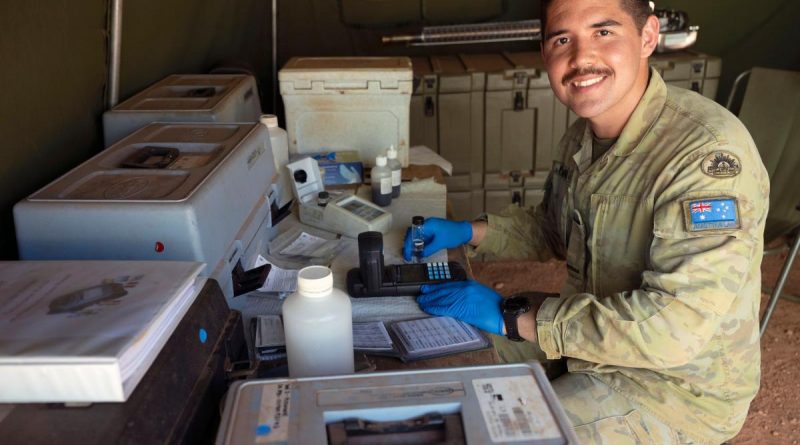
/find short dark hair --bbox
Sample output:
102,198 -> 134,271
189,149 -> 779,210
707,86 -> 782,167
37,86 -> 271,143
541,0 -> 653,32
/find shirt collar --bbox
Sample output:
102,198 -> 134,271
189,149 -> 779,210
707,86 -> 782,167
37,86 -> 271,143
572,68 -> 667,172
612,68 -> 667,157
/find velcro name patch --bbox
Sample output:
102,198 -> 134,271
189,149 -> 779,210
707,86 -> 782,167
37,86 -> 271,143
683,198 -> 740,232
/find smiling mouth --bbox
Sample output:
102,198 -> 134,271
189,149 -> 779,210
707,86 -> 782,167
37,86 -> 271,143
572,76 -> 606,89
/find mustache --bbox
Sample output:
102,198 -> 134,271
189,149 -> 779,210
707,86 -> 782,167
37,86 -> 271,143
562,66 -> 613,85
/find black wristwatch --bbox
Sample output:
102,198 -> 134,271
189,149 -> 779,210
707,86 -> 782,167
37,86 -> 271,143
501,295 -> 531,342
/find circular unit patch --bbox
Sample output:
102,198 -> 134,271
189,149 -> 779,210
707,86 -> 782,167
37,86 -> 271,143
701,151 -> 741,178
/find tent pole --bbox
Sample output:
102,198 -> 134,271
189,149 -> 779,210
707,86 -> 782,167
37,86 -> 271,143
108,0 -> 123,109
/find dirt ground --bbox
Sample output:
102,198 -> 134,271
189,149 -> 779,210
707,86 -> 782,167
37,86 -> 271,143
471,237 -> 800,444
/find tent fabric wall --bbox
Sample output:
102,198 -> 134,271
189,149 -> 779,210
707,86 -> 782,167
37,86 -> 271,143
0,0 -> 269,259
120,0 -> 270,103
660,0 -> 800,103
0,1 -> 108,259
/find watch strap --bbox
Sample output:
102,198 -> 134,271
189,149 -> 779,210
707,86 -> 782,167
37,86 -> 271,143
502,296 -> 530,342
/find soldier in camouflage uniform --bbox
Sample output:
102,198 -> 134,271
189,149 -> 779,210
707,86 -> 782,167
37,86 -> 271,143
404,0 -> 769,443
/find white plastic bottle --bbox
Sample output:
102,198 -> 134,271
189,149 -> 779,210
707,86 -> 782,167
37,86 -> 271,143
260,114 -> 292,209
282,266 -> 354,378
371,156 -> 393,207
386,145 -> 402,198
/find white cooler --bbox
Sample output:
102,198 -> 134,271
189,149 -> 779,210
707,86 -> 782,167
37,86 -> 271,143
14,123 -> 275,301
103,74 -> 262,146
279,57 -> 413,166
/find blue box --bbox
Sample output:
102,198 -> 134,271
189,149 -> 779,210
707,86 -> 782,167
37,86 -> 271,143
294,151 -> 363,185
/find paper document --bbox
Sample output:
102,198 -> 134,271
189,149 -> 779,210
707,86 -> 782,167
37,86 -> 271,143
254,315 -> 287,362
409,145 -> 453,176
254,255 -> 298,293
279,232 -> 331,257
255,315 -> 286,349
352,321 -> 393,350
393,317 -> 483,354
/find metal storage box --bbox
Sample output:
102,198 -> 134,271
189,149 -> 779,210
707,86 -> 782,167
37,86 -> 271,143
14,123 -> 275,301
103,74 -> 262,147
650,52 -> 722,100
215,362 -> 579,444
408,51 -> 723,219
481,52 -> 571,213
410,56 -> 439,153
279,57 -> 413,167
434,55 -> 486,192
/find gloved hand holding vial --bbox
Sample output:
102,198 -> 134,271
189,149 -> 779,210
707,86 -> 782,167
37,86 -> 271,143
402,217 -> 473,262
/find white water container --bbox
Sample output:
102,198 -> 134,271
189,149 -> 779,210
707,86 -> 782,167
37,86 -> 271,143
260,114 -> 292,209
282,266 -> 354,378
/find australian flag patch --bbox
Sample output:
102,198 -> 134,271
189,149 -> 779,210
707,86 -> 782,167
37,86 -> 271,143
683,198 -> 740,232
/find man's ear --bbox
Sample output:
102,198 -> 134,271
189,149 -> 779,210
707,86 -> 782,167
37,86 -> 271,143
640,15 -> 660,58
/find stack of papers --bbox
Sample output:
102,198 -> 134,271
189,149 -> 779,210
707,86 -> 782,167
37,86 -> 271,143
267,224 -> 341,270
0,261 -> 205,403
353,317 -> 490,362
254,315 -> 287,361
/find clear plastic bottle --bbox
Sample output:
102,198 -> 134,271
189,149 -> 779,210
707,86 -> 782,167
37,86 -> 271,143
386,146 -> 402,198
282,266 -> 354,378
371,156 -> 393,207
411,215 -> 425,263
260,114 -> 292,208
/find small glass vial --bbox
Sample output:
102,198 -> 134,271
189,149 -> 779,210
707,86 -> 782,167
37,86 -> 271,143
371,156 -> 393,207
386,145 -> 402,198
317,191 -> 330,207
411,215 -> 425,263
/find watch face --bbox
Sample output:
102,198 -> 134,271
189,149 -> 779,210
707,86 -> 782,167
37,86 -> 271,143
503,296 -> 531,314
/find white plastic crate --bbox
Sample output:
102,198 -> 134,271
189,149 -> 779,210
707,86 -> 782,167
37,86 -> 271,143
14,123 -> 275,301
103,74 -> 262,147
215,362 -> 579,444
279,57 -> 413,167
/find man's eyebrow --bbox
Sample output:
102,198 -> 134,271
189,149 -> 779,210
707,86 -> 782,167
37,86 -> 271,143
591,19 -> 622,28
544,19 -> 622,41
544,29 -> 568,41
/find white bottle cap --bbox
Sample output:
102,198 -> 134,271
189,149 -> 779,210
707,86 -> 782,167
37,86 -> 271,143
387,145 -> 397,159
260,114 -> 279,128
297,266 -> 333,296
375,156 -> 387,167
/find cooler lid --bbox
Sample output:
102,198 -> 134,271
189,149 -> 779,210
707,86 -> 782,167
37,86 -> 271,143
111,74 -> 250,112
279,57 -> 413,89
28,123 -> 261,202
460,53 -> 513,73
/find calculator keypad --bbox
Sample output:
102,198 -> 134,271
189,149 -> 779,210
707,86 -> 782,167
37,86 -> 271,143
426,262 -> 451,281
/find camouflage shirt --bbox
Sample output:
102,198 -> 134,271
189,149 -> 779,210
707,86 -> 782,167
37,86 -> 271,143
477,69 -> 769,443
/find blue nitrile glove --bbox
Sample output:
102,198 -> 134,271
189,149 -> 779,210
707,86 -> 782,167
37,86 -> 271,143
416,280 -> 503,335
402,217 -> 473,261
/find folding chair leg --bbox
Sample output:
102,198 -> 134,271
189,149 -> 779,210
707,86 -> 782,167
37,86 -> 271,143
760,233 -> 800,337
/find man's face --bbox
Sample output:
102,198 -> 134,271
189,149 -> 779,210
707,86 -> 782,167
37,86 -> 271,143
541,0 -> 657,121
